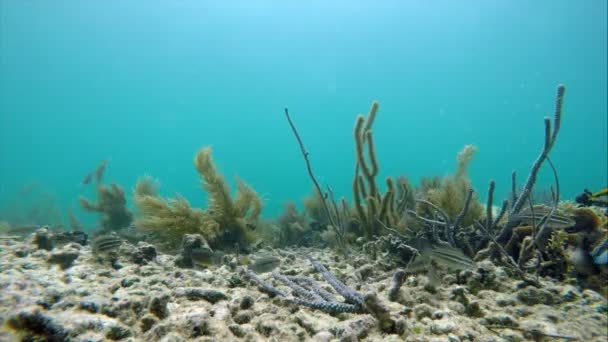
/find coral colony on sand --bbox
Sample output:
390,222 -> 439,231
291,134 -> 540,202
1,85 -> 607,341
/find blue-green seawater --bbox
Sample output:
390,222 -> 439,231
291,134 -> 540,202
0,1 -> 606,228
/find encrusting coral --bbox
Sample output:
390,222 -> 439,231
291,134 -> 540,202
79,160 -> 133,232
133,147 -> 263,250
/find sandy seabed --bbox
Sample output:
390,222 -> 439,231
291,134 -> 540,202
0,234 -> 606,342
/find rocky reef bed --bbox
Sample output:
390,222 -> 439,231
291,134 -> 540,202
1,236 -> 606,342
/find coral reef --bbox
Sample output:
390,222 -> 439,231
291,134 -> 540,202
3,83 -> 606,340
1,229 -> 607,341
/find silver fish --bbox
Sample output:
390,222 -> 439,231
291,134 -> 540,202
248,255 -> 281,273
190,247 -> 223,267
514,206 -> 575,229
406,239 -> 475,281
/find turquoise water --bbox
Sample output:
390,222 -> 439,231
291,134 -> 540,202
1,1 -> 606,227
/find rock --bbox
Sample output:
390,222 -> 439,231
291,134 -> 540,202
294,313 -> 318,335
14,246 -> 28,258
106,323 -> 132,340
559,286 -> 579,302
149,293 -> 170,319
160,332 -> 185,342
256,319 -> 278,337
174,234 -> 209,268
79,300 -> 100,313
430,320 -> 456,334
516,287 -> 559,305
431,310 -> 445,319
356,264 -> 374,280
120,276 -> 140,288
447,333 -> 461,342
500,330 -> 524,342
132,242 -> 157,265
140,314 -> 158,332
336,315 -> 376,340
443,274 -> 457,285
186,313 -> 211,337
582,289 -> 605,303
138,242 -> 157,260
414,303 -> 434,320
483,314 -> 518,327
47,246 -> 79,269
36,288 -> 62,309
173,287 -> 228,303
233,311 -> 252,324
313,331 -> 334,342
228,324 -> 247,338
32,227 -> 54,251
239,295 -> 254,310
7,308 -> 69,341
496,294 -> 516,307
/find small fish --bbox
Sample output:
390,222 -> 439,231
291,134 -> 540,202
406,239 -> 475,281
95,159 -> 109,183
81,172 -> 93,187
92,233 -> 122,254
514,206 -> 575,229
427,244 -> 476,271
190,247 -> 224,267
248,255 -> 281,273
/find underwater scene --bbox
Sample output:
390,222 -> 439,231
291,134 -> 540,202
0,1 -> 607,341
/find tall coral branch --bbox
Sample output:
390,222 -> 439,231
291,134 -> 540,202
497,85 -> 566,243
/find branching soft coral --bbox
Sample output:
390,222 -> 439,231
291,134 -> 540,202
133,176 -> 220,249
80,161 -> 133,231
417,145 -> 484,228
133,147 -> 263,250
194,147 -> 263,246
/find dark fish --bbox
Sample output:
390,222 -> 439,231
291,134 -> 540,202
514,206 -> 575,229
248,255 -> 281,273
95,160 -> 109,183
81,172 -> 93,186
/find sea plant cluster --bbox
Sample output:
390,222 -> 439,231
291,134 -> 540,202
2,84 -> 605,296
133,147 -> 263,250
